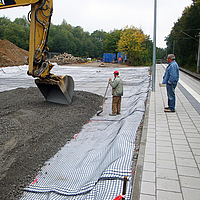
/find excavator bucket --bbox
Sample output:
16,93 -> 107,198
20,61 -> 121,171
35,75 -> 74,105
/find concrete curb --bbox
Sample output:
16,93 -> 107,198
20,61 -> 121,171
131,89 -> 151,200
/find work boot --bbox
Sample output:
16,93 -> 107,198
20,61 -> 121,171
109,113 -> 117,116
164,109 -> 175,112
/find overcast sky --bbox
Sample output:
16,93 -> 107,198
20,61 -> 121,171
0,0 -> 192,48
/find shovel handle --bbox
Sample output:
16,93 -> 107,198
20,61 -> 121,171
122,176 -> 127,199
101,82 -> 110,109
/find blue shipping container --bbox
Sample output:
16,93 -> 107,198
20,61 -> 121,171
117,52 -> 127,63
103,53 -> 116,63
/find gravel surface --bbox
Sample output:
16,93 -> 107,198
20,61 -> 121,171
0,87 -> 103,199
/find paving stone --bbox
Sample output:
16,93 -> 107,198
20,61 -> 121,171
156,135 -> 171,142
174,151 -> 194,159
145,147 -> 155,155
156,146 -> 173,153
195,155 -> 200,163
142,171 -> 156,182
144,154 -> 155,163
182,187 -> 200,200
157,178 -> 181,192
187,138 -> 200,143
170,130 -> 184,135
185,133 -> 200,138
143,162 -> 156,172
140,194 -> 156,200
171,134 -> 186,139
146,142 -> 155,149
172,144 -> 191,152
157,190 -> 183,200
147,137 -> 155,143
176,157 -> 198,168
189,143 -> 200,149
177,166 -> 200,177
156,152 -> 175,161
179,176 -> 200,189
156,140 -> 172,147
141,181 -> 155,196
192,148 -> 200,156
156,160 -> 176,170
171,139 -> 188,145
156,168 -> 178,180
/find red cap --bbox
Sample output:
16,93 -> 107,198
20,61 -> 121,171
114,70 -> 119,74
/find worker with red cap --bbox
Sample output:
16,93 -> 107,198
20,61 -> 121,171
109,70 -> 123,116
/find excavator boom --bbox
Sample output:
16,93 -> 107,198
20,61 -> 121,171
0,0 -> 74,105
0,0 -> 39,8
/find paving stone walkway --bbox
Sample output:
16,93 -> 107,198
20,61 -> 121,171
132,64 -> 200,200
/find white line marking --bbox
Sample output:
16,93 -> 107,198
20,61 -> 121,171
179,79 -> 200,103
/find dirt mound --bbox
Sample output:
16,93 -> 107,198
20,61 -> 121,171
0,39 -> 29,67
0,39 -> 87,67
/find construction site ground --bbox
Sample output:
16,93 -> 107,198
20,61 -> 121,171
0,61 -> 146,200
0,40 -> 146,199
0,87 -> 104,199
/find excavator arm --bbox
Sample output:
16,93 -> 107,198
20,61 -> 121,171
0,0 -> 74,105
0,0 -> 39,8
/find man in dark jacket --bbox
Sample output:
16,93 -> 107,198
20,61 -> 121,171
109,70 -> 123,116
161,54 -> 179,112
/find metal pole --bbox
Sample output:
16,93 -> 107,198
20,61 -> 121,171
197,32 -> 200,73
152,0 -> 157,91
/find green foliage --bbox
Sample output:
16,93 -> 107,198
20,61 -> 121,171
91,29 -> 107,58
0,16 -> 164,64
0,16 -> 30,50
103,29 -> 122,54
117,26 -> 153,66
156,47 -> 167,60
165,1 -> 200,71
47,21 -> 107,58
0,16 -> 11,38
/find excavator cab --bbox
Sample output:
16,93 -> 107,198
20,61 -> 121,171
0,0 -> 74,105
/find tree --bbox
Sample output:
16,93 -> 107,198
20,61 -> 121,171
13,16 -> 29,27
117,26 -> 147,65
91,30 -> 107,58
165,1 -> 200,71
0,17 -> 12,38
103,29 -> 122,54
4,22 -> 29,50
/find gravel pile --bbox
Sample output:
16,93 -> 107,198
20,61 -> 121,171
0,87 -> 103,199
51,52 -> 87,65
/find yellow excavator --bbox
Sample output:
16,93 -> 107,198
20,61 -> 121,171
0,0 -> 74,105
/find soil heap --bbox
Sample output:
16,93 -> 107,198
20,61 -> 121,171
0,39 -> 29,67
0,39 -> 87,67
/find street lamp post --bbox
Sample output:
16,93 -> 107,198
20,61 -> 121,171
152,0 -> 157,91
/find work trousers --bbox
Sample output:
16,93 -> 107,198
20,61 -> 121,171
166,82 -> 177,111
112,96 -> 121,114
